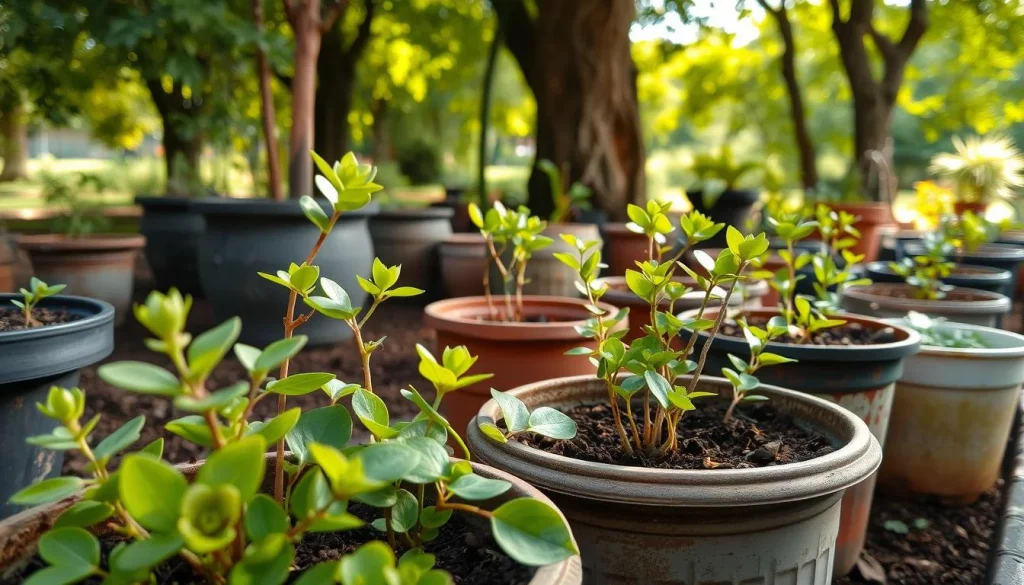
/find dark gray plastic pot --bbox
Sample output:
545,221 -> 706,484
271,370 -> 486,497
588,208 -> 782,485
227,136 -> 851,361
135,196 -> 206,296
841,283 -> 1011,328
903,242 -> 1024,293
193,198 -> 376,346
687,189 -> 761,248
865,261 -> 1012,296
0,294 -> 114,519
369,207 -> 453,301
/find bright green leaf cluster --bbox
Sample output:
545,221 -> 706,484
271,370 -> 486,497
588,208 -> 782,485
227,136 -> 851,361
537,159 -> 593,223
11,276 -> 66,328
720,317 -> 796,421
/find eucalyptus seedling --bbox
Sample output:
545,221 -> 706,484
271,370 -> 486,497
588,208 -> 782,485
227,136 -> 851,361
758,212 -> 818,322
12,277 -> 66,327
890,231 -> 955,300
720,317 -> 794,422
901,311 -> 990,349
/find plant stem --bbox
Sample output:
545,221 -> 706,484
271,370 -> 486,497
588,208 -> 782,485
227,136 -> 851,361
515,258 -> 527,321
350,321 -> 374,393
686,275 -> 742,396
723,395 -> 742,423
784,239 -> 796,322
485,239 -> 514,321
384,508 -> 397,549
623,397 -> 642,449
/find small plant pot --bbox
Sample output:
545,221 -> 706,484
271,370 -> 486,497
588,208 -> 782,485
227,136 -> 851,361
516,223 -> 602,297
15,234 -> 146,327
439,234 -> 489,299
686,189 -> 761,248
840,283 -> 1011,328
0,455 -> 582,584
193,198 -> 376,346
904,241 -> 1024,293
996,230 -> 1024,298
135,196 -> 206,296
0,294 -> 113,518
424,295 -> 626,435
682,308 -> 920,577
865,261 -> 1012,296
368,207 -> 453,301
878,321 -> 1024,504
467,375 -> 881,584
827,201 -> 896,263
599,223 -> 648,276
593,275 -> 768,342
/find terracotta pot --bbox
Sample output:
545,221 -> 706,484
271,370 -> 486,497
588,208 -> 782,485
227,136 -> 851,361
424,296 -> 626,435
0,235 -> 15,292
0,455 -> 581,584
593,275 -> 768,343
840,283 -> 1011,328
369,207 -> 453,301
682,308 -> 920,577
865,261 -> 1012,296
15,234 -> 146,326
879,321 -> 1024,504
827,202 -> 895,263
135,196 -> 206,296
954,201 -> 988,215
468,375 -> 881,584
518,223 -> 602,297
599,223 -> 648,276
439,233 -> 488,299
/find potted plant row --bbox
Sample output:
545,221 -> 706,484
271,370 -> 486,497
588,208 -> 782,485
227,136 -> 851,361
466,202 -> 885,583
0,151 -> 582,585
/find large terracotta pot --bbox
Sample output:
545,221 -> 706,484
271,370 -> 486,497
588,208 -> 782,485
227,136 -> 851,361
439,233 -> 488,299
953,201 -> 988,216
683,308 -> 920,577
369,207 -> 453,301
15,234 -> 146,326
600,223 -> 648,276
424,296 -> 626,435
0,455 -> 581,584
468,375 -> 881,585
827,202 -> 894,263
879,321 -> 1024,504
840,283 -> 1011,328
135,195 -> 206,296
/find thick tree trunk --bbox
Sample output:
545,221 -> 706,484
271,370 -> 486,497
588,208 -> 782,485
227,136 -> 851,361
146,80 -> 205,195
253,0 -> 284,200
313,25 -> 356,165
0,104 -> 28,183
495,0 -> 645,221
477,29 -> 501,207
370,99 -> 390,163
289,27 -> 321,199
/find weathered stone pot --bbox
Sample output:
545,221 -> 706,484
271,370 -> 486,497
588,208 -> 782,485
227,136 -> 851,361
468,374 -> 881,584
193,198 -> 375,346
879,321 -> 1024,504
593,275 -> 767,342
519,223 -> 602,297
0,294 -> 113,519
599,223 -> 648,276
15,234 -> 146,326
424,295 -> 626,436
368,207 -> 453,300
840,283 -> 1011,327
135,196 -> 206,296
0,455 -> 581,584
683,307 -> 920,577
865,261 -> 1012,296
439,233 -> 488,299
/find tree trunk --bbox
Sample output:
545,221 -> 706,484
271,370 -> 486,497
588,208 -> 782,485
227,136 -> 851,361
289,21 -> 321,199
477,29 -> 501,208
494,0 -> 645,221
253,0 -> 284,200
313,24 -> 356,166
0,103 -> 28,183
370,99 -> 390,163
146,80 -> 205,195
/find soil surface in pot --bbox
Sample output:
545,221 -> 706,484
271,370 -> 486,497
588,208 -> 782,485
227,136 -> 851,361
835,482 -> 1001,585
519,400 -> 834,469
719,317 -> 898,346
0,307 -> 80,331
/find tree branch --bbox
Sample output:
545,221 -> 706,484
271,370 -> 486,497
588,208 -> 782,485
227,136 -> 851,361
754,0 -> 779,16
343,0 -> 375,58
868,24 -> 895,59
283,0 -> 298,25
321,0 -> 349,34
490,0 -> 540,94
897,0 -> 928,55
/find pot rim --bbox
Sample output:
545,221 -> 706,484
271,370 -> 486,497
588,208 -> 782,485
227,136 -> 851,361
883,318 -> 1024,359
134,195 -> 196,208
424,295 -> 623,341
372,206 -> 454,220
843,283 -> 1011,315
191,197 -> 378,218
904,241 -> 1024,261
826,201 -> 894,223
0,293 -> 114,343
15,233 -> 146,251
468,374 -> 881,507
866,261 -> 1011,282
600,222 -> 648,237
441,233 -> 485,246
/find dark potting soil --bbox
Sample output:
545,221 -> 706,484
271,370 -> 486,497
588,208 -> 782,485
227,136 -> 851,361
719,318 -> 898,347
5,504 -> 533,585
0,307 -> 81,331
834,482 -> 1002,585
519,399 -> 835,469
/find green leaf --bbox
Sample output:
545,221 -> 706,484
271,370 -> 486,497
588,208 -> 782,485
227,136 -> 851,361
527,408 -> 577,440
246,494 -> 289,542
230,536 -> 295,585
354,486 -> 398,508
140,437 -> 164,458
339,542 -> 398,585
175,381 -> 250,413
187,317 -> 242,379
301,195 -> 332,232
10,476 -> 83,505
357,274 -> 380,295
644,370 -> 672,409
97,361 -> 181,396
197,435 -> 266,500
286,405 -> 353,466
446,474 -> 511,501
352,388 -> 395,439
490,389 -> 529,433
371,258 -> 396,290
294,561 -> 339,585
111,532 -> 184,573
290,469 -> 332,521
249,408 -> 302,445
322,380 -> 360,402
268,372 -> 337,396
23,565 -> 93,585
93,416 -> 146,461
166,415 -> 215,447
477,422 -> 507,443
399,437 -> 449,484
757,352 -> 797,366
304,295 -> 360,321
234,343 -> 261,373
55,501 -> 114,529
386,286 -> 424,298
391,489 -> 419,532
490,498 -> 578,566
119,455 -> 187,532
290,265 -> 321,293
564,347 -> 592,356
725,225 -> 744,255
398,419 -> 448,445
39,527 -> 99,567
311,151 -> 341,188
358,442 -> 422,483
255,336 -> 308,373
743,394 -> 770,402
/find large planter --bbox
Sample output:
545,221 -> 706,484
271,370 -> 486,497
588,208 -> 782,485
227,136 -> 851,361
827,201 -> 895,263
686,189 -> 760,248
683,308 -> 920,577
865,260 -> 1012,296
439,233 -> 488,299
517,223 -> 602,297
369,207 -> 453,300
594,275 -> 768,342
840,282 -> 1011,327
599,223 -> 648,276
0,294 -> 114,518
468,375 -> 881,584
0,455 -> 581,585
424,295 -> 625,436
879,321 -> 1024,505
15,234 -> 145,327
903,241 -> 1024,293
135,195 -> 206,296
996,230 -> 1024,298
193,198 -> 375,346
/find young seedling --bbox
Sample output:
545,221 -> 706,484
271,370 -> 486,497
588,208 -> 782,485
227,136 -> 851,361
12,277 -> 66,328
759,212 -> 818,322
901,311 -> 989,349
720,317 -> 795,422
477,388 -> 577,444
812,205 -> 871,313
890,231 -> 955,300
12,151 -> 578,585
536,159 -> 593,223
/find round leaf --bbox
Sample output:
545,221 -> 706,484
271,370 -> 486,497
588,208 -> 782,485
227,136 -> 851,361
39,527 -> 99,567
97,361 -> 181,396
286,405 -> 353,466
10,476 -> 83,505
119,455 -> 187,532
197,435 -> 267,500
446,474 -> 511,501
490,498 -> 578,566
527,408 -> 577,440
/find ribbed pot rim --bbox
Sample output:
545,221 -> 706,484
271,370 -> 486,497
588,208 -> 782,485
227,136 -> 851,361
844,283 -> 1011,315
424,296 -> 624,342
866,261 -> 1011,282
883,318 -> 1024,359
372,206 -> 454,220
468,374 -> 881,507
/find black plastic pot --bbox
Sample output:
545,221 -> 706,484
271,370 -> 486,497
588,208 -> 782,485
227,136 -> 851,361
866,261 -> 1012,296
369,207 -> 453,301
193,198 -> 376,346
903,242 -> 1024,294
0,294 -> 114,518
135,196 -> 206,296
686,189 -> 761,248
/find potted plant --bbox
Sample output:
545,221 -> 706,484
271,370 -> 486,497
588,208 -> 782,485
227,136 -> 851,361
424,202 -> 626,435
0,277 -> 114,517
368,198 -> 453,301
685,146 -> 762,249
15,170 -> 146,326
1,151 -> 581,585
466,211 -> 882,583
192,153 -> 378,346
878,312 -> 1024,505
678,208 -> 920,576
929,134 -> 1024,215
